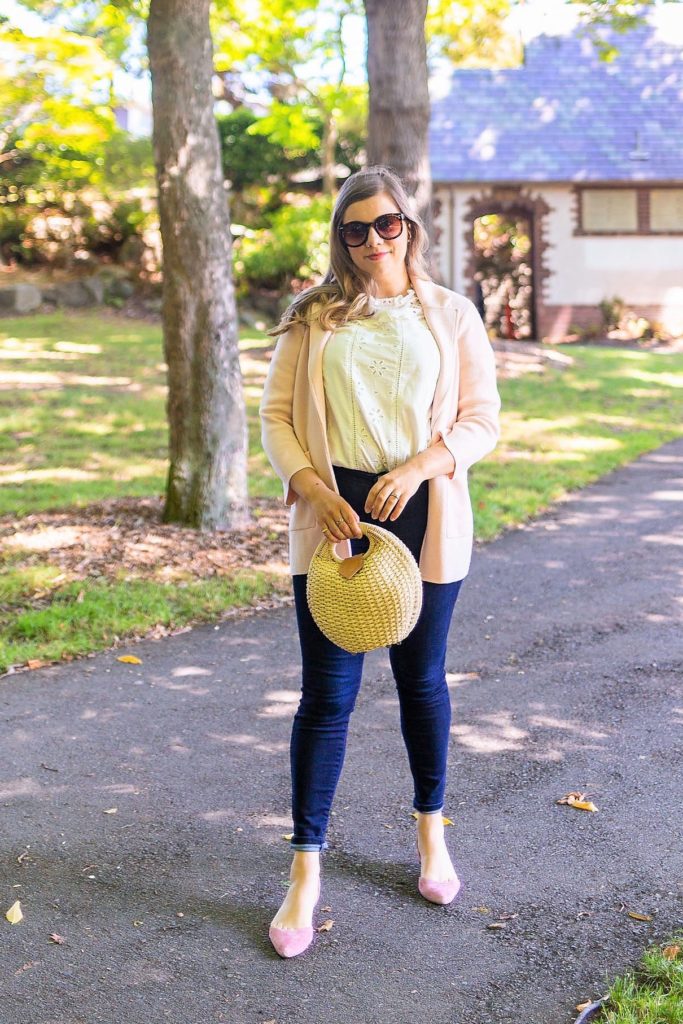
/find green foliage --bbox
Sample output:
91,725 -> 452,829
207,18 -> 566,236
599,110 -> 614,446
0,201 -> 31,261
427,0 -> 521,68
0,24 -> 117,188
217,108 -> 310,192
235,196 -> 333,290
98,133 -> 155,192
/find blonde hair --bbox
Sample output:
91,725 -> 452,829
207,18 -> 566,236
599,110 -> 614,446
268,165 -> 432,337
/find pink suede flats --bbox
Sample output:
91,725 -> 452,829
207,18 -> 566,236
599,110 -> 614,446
416,840 -> 462,906
268,879 -> 321,958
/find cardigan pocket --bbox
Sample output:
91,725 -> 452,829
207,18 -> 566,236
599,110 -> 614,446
289,451 -> 318,531
446,475 -> 472,538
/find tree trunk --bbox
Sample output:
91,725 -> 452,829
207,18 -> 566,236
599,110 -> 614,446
364,0 -> 433,246
321,112 -> 338,194
147,0 -> 249,529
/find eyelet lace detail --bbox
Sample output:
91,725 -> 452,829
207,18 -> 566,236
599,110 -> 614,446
368,288 -> 419,311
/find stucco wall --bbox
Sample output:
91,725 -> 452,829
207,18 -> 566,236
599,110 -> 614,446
433,183 -> 683,338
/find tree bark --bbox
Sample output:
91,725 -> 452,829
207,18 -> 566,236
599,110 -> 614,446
147,0 -> 249,529
364,0 -> 433,245
321,112 -> 338,194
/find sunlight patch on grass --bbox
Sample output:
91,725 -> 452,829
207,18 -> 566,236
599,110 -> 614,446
0,370 -> 133,388
0,458 -> 166,485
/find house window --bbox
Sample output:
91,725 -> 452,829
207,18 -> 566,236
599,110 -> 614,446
650,189 -> 683,232
581,189 -> 638,232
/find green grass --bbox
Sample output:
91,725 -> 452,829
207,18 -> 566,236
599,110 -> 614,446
595,935 -> 683,1023
1,309 -> 683,673
471,347 -> 683,540
0,571 -> 277,671
0,309 -> 279,517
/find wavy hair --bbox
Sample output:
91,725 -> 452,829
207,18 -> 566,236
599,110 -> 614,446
268,165 -> 433,337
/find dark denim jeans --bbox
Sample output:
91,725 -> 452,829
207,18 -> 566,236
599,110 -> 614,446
288,465 -> 463,852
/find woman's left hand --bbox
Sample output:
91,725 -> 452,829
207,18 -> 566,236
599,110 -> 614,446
364,463 -> 424,522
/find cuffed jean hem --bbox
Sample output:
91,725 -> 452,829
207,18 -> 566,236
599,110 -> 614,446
290,840 -> 328,852
413,804 -> 444,814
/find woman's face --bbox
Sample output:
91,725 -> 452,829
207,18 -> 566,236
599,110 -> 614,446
340,191 -> 411,294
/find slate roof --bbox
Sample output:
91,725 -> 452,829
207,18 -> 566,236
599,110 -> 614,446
429,19 -> 683,183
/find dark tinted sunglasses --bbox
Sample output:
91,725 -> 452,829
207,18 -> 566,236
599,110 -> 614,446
339,212 -> 408,248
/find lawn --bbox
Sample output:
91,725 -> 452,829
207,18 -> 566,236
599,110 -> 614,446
1,308 -> 682,674
589,934 -> 683,1023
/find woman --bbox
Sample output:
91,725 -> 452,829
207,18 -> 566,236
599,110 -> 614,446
259,165 -> 500,958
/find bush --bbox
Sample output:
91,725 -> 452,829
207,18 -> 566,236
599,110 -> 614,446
235,196 -> 332,291
0,201 -> 31,263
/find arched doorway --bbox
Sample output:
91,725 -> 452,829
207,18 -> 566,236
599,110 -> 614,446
464,190 -> 549,342
473,210 -> 534,340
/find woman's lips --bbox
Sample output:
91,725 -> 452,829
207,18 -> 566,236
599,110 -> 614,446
367,252 -> 389,261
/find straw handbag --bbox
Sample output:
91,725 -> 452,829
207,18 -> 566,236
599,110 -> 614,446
306,523 -> 423,653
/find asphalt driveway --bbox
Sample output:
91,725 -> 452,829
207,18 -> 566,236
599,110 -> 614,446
2,439 -> 682,1024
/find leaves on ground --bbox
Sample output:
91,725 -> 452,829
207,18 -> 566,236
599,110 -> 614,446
49,933 -> 65,944
5,900 -> 23,924
557,791 -> 599,812
627,911 -> 654,922
316,919 -> 334,933
117,654 -> 142,664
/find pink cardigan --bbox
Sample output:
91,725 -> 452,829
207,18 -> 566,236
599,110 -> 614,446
259,273 -> 501,583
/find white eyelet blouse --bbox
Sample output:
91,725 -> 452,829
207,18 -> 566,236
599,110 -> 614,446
321,288 -> 441,474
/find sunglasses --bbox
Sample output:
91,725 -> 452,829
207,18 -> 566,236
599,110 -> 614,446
338,212 -> 408,248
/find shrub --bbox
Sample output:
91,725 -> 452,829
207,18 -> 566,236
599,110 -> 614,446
235,196 -> 332,291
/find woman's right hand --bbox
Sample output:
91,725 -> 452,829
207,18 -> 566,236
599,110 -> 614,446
289,467 -> 363,541
308,488 -> 363,542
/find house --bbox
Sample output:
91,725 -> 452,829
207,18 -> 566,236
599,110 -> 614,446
428,11 -> 683,341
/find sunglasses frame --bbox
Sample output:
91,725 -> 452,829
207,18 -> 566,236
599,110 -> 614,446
338,212 -> 408,248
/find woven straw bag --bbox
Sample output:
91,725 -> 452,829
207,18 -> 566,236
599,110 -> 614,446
306,522 -> 423,654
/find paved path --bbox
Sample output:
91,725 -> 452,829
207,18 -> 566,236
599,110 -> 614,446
2,441 -> 682,1024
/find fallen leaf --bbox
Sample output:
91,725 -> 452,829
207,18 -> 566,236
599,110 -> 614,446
662,944 -> 680,960
5,900 -> 23,924
133,919 -> 144,926
316,919 -> 334,932
117,654 -> 142,664
497,913 -> 518,921
627,911 -> 653,922
576,1002 -> 592,1012
568,797 -> 598,812
322,906 -> 332,913
14,961 -> 36,974
281,833 -> 294,841
49,933 -> 65,944
557,791 -> 598,812
103,807 -> 118,814
27,659 -> 48,670
487,922 -> 506,930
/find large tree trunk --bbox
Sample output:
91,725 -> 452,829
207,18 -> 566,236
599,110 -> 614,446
147,0 -> 249,529
364,0 -> 433,245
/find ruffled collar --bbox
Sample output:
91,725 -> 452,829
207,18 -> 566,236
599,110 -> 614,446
367,288 -> 420,313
